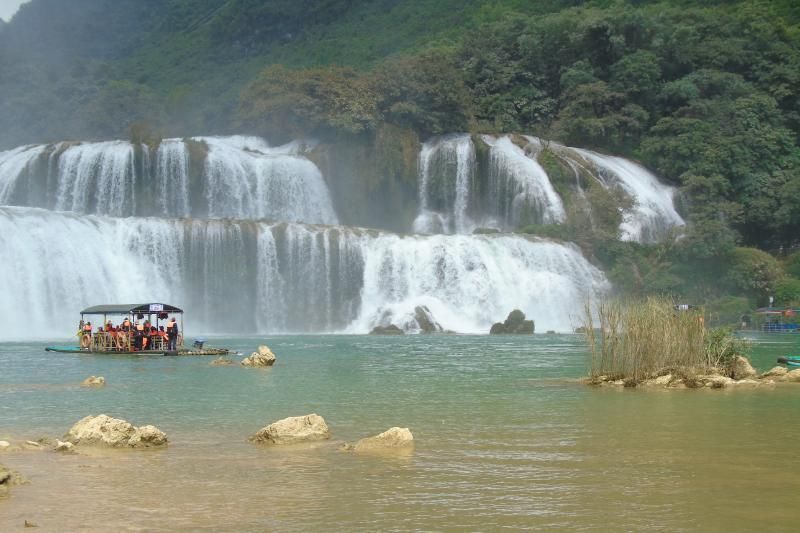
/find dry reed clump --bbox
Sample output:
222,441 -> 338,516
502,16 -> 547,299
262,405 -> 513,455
582,296 -> 748,384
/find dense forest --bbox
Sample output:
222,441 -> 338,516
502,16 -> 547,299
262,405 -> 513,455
1,0 -> 799,322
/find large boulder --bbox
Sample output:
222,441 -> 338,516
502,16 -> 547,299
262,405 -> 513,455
64,415 -> 167,448
81,376 -> 106,388
354,427 -> 414,452
490,309 -> 535,334
241,345 -> 276,367
369,324 -> 405,335
730,356 -> 757,380
250,414 -> 330,445
414,306 -> 443,333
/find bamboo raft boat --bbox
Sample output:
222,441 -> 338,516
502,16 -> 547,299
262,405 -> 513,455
45,303 -> 231,356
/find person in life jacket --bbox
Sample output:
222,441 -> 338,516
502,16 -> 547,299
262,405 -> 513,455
80,321 -> 92,349
166,318 -> 178,351
122,317 -> 132,332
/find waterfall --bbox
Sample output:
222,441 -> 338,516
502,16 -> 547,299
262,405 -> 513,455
412,134 -> 476,234
566,147 -> 685,242
482,135 -> 566,228
0,136 -> 338,224
0,207 -> 606,339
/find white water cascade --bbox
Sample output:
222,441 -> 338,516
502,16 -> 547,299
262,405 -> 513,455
0,207 -> 607,339
0,136 -> 338,224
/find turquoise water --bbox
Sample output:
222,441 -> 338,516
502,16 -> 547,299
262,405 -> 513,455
1,334 -> 799,531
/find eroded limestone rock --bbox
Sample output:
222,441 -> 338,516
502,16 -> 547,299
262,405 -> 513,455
353,427 -> 414,452
64,415 -> 167,449
81,376 -> 106,388
241,345 -> 276,367
730,356 -> 757,380
250,414 -> 330,445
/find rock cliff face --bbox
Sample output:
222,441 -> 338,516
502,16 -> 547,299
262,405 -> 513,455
64,415 -> 168,448
250,414 -> 331,445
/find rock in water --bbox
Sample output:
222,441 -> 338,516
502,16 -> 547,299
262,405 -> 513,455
53,440 -> 75,453
369,324 -> 405,335
0,464 -> 28,498
414,306 -> 443,333
354,427 -> 414,452
210,357 -> 234,366
250,414 -> 330,445
760,366 -> 788,379
730,356 -> 756,380
241,345 -> 277,367
64,415 -> 167,448
489,309 -> 535,334
785,369 -> 800,383
80,376 -> 106,388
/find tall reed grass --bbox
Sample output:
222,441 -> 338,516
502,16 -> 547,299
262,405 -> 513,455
582,296 -> 747,382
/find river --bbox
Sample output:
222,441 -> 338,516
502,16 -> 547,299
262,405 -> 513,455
1,333 -> 798,530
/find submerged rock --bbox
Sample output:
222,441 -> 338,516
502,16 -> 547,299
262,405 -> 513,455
0,441 -> 10,450
0,464 -> 28,498
64,415 -> 167,448
53,440 -> 75,453
241,345 -> 276,367
81,376 -> 106,388
730,356 -> 756,380
353,427 -> 414,452
369,324 -> 405,335
210,357 -> 235,366
490,309 -> 535,334
250,414 -> 330,445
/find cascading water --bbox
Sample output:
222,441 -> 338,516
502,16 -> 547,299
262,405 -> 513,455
567,147 -> 685,242
0,207 -> 607,339
412,134 -> 476,234
482,135 -> 566,228
0,136 -> 338,224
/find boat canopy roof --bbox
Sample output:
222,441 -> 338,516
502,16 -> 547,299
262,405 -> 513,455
80,303 -> 183,315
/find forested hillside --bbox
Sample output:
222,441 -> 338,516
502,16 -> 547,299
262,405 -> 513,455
1,0 -> 800,319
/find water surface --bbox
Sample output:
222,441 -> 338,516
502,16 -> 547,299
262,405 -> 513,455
1,334 -> 798,531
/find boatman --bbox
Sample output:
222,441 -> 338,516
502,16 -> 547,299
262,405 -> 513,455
166,317 -> 178,351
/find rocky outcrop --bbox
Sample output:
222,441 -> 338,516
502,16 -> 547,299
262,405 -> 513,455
414,305 -> 443,333
0,440 -> 10,451
0,464 -> 27,498
241,345 -> 276,367
81,376 -> 106,388
369,324 -> 405,335
490,309 -> 535,334
250,414 -> 330,445
64,415 -> 167,448
761,366 -> 788,379
785,368 -> 800,382
730,356 -> 757,380
353,427 -> 414,452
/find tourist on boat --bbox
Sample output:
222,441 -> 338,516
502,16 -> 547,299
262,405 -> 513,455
134,321 -> 145,350
122,317 -> 132,331
82,321 -> 92,335
166,318 -> 178,351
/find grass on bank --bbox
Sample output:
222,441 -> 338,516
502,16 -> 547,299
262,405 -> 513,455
582,296 -> 749,384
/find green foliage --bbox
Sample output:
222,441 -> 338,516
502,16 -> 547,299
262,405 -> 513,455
773,278 -> 800,306
725,247 -> 785,302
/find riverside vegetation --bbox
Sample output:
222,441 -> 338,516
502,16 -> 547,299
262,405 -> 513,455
1,0 -> 800,320
579,296 -> 799,388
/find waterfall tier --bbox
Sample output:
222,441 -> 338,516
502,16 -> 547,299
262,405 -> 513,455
412,134 -> 683,242
0,207 -> 607,339
0,136 -> 338,224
